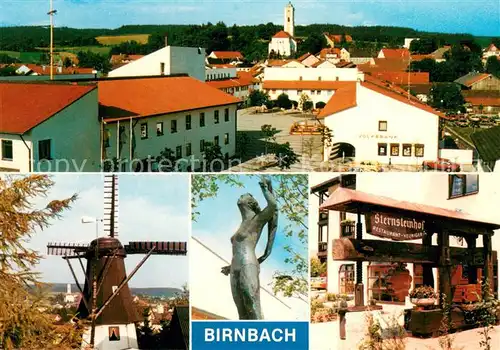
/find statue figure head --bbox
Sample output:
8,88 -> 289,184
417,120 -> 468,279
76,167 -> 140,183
237,193 -> 261,218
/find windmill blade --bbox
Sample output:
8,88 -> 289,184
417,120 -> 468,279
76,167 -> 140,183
124,241 -> 187,255
47,242 -> 89,256
103,174 -> 119,237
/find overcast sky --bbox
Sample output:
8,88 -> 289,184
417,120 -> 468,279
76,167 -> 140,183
21,174 -> 189,289
1,0 -> 498,36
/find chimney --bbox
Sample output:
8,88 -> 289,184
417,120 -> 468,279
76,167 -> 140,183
165,35 -> 168,48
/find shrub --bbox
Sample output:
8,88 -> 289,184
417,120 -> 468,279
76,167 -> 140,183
303,100 -> 313,111
276,93 -> 292,109
291,100 -> 299,109
409,285 -> 436,299
316,101 -> 326,109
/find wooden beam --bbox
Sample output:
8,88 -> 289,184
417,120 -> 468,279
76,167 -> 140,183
465,236 -> 478,284
483,232 -> 494,296
422,233 -> 434,287
438,230 -> 452,306
331,238 -> 496,265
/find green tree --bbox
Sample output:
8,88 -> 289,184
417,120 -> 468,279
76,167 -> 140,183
485,56 -> 500,78
156,147 -> 177,172
276,93 -> 292,109
409,38 -> 438,54
248,90 -> 270,107
77,50 -> 111,73
299,33 -> 327,56
63,57 -> 72,68
0,66 -> 17,76
203,143 -> 224,170
261,124 -> 277,154
429,83 -> 465,112
274,142 -> 300,170
191,174 -> 309,299
0,175 -> 81,350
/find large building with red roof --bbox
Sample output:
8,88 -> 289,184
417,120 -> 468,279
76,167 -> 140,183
99,75 -> 240,171
317,75 -> 443,165
0,82 -> 100,172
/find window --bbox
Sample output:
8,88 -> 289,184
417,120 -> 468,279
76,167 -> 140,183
200,112 -> 205,127
140,123 -> 148,139
378,121 -> 388,131
214,110 -> 220,124
176,145 -> 182,159
186,115 -> 192,130
214,135 -> 219,146
390,143 -> 399,156
156,122 -> 163,136
297,90 -> 302,94
368,263 -> 409,303
200,139 -> 205,152
318,77 -> 322,81
160,62 -> 165,75
224,108 -> 229,122
402,144 -> 412,157
449,174 -> 479,199
186,143 -> 192,156
224,133 -> 229,145
415,144 -> 424,157
171,120 -> 177,133
339,264 -> 355,295
38,139 -> 51,161
108,327 -> 120,341
299,76 -> 303,81
378,143 -> 387,156
1,140 -> 13,160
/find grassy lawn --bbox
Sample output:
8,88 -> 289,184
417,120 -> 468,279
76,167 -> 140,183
96,34 -> 150,45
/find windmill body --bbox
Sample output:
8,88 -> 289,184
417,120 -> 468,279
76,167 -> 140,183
47,175 -> 188,350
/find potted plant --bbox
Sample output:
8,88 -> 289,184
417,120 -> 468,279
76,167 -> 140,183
410,285 -> 437,306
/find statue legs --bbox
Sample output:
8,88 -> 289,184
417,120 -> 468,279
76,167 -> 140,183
230,263 -> 263,320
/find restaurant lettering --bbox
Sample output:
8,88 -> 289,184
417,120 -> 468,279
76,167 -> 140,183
366,212 -> 426,241
359,134 -> 398,140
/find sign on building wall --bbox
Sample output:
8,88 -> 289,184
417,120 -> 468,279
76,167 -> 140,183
365,212 -> 426,241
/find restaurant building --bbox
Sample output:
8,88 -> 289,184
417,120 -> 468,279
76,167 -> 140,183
310,172 -> 499,330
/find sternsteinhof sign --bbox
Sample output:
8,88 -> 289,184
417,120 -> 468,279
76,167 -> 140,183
365,212 -> 426,241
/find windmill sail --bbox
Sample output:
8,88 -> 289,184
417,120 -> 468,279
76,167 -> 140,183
47,242 -> 89,256
103,174 -> 119,237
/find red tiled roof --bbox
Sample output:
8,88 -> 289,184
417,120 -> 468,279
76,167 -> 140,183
358,58 -> 409,73
320,187 -> 500,228
324,33 -> 353,43
370,71 -> 430,85
361,75 -> 444,117
99,76 -> 240,121
22,64 -> 95,75
410,54 -> 433,61
318,48 -> 341,59
208,64 -> 234,69
380,48 -> 410,59
206,72 -> 256,89
266,59 -> 293,67
263,80 -> 353,91
273,31 -> 293,39
0,83 -> 96,134
297,52 -> 312,62
211,51 -> 244,59
317,82 -> 357,118
460,73 -> 491,87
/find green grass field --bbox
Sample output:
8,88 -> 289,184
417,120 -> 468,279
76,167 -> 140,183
0,51 -> 43,63
96,34 -> 150,45
37,46 -> 112,55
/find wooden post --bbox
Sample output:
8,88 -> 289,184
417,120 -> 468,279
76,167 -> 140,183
422,233 -> 434,287
355,210 -> 364,307
483,232 -> 494,296
465,235 -> 478,284
438,230 -> 452,307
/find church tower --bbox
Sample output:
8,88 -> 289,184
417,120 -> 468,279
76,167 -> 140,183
284,1 -> 295,37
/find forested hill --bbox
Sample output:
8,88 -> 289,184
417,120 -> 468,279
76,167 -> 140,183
0,23 -> 493,51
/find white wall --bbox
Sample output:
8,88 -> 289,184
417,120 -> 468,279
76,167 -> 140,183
206,67 -> 237,81
81,324 -> 138,350
191,237 -> 307,320
438,149 -> 474,165
268,38 -> 296,57
264,67 -> 361,82
0,134 -> 31,172
323,84 -> 439,165
30,90 -> 100,172
104,104 -> 237,171
109,46 -> 205,81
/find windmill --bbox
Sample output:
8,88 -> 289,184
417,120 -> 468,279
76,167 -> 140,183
47,175 -> 187,349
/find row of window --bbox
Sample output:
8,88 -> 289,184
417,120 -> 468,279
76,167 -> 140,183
270,89 -> 334,96
207,72 -> 232,81
175,133 -> 231,158
141,109 -> 231,139
377,143 -> 425,157
1,139 -> 52,162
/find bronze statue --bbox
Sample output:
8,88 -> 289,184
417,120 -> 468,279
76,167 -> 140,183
221,176 -> 278,320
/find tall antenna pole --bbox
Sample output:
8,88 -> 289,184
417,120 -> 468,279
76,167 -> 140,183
47,0 -> 57,80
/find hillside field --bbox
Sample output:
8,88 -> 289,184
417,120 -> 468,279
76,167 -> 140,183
96,34 -> 150,45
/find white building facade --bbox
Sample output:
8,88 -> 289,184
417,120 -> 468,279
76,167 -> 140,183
108,46 -> 205,81
310,172 -> 500,305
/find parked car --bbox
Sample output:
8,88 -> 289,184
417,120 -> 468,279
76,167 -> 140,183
422,158 -> 461,172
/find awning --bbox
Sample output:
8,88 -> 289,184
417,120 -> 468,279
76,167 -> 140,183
320,187 -> 500,234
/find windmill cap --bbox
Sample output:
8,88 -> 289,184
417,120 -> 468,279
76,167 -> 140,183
88,237 -> 126,257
